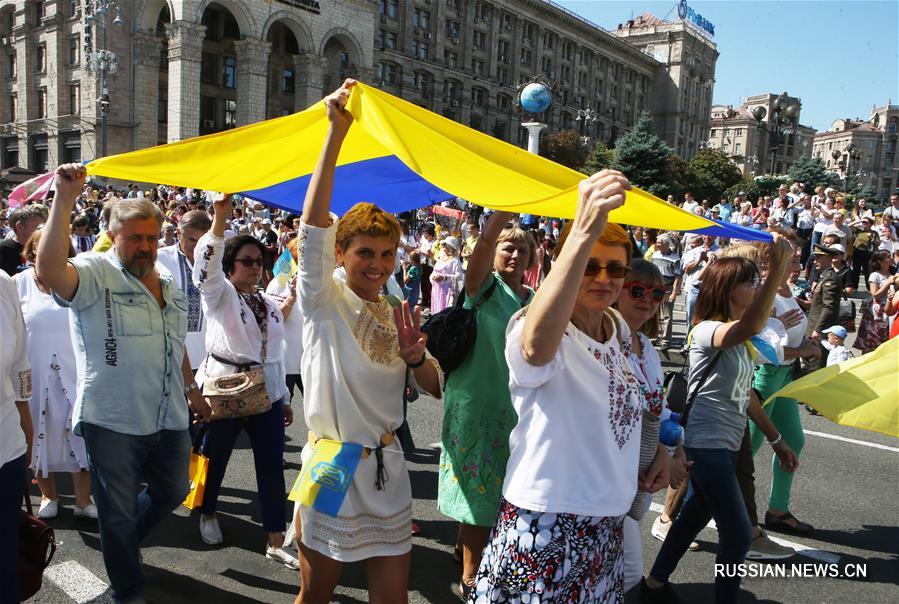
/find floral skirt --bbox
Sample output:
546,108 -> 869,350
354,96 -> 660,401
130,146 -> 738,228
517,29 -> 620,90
469,498 -> 625,604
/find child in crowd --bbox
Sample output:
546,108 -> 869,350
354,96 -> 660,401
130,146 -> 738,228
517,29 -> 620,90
821,325 -> 852,366
403,251 -> 423,306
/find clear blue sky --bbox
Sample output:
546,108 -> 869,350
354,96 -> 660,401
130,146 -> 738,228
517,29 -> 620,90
557,1 -> 899,132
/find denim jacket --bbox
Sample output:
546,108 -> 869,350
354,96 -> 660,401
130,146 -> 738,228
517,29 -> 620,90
54,251 -> 189,436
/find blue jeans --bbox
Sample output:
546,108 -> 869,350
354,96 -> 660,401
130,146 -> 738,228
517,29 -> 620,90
199,398 -> 286,532
649,448 -> 752,604
0,454 -> 26,604
81,424 -> 189,603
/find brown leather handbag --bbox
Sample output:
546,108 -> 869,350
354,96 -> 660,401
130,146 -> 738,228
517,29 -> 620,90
20,485 -> 57,600
204,363 -> 271,420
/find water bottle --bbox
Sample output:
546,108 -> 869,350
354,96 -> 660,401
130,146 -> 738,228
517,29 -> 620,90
659,412 -> 684,457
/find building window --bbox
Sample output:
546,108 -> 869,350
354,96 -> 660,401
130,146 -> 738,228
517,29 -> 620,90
201,52 -> 218,85
414,72 -> 429,95
523,22 -> 535,43
497,94 -> 510,112
447,0 -> 459,8
68,37 -> 80,65
542,31 -> 554,50
497,67 -> 509,85
36,43 -> 47,72
412,8 -> 431,29
473,30 -> 486,50
472,59 -> 484,77
444,80 -> 459,100
200,95 -> 216,132
735,142 -> 742,155
158,81 -> 167,123
379,0 -> 398,19
378,62 -> 397,84
67,0 -> 80,18
2,137 -> 18,168
37,88 -> 47,118
31,133 -> 48,172
62,132 -> 81,163
8,49 -> 15,79
520,48 -> 531,66
34,1 -> 47,22
473,87 -> 486,106
498,40 -> 510,63
444,50 -> 458,69
9,93 -> 16,123
281,69 -> 295,93
223,99 -> 236,129
68,83 -> 80,115
222,56 -> 236,89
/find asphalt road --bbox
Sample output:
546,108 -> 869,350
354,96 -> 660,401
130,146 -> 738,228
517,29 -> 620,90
26,301 -> 899,604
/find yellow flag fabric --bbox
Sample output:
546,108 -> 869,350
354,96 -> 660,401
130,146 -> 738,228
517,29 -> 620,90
765,337 -> 899,438
84,81 -> 767,240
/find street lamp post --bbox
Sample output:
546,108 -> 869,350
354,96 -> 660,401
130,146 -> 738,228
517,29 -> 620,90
831,144 -> 862,192
83,1 -> 125,158
751,91 -> 801,175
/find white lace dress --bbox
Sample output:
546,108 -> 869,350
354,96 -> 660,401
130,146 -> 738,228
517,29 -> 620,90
15,269 -> 88,477
296,215 -> 440,562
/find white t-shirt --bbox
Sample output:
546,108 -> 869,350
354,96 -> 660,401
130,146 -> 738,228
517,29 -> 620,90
796,209 -> 815,230
0,271 -> 29,466
773,294 -> 806,365
502,309 -> 643,517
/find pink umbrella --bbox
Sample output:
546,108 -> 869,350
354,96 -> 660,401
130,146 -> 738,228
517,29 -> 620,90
8,172 -> 54,208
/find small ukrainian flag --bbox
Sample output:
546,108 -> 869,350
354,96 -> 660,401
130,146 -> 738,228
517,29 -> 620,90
288,439 -> 364,516
273,248 -> 298,287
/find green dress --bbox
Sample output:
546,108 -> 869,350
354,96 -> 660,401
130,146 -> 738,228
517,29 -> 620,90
438,274 -> 533,526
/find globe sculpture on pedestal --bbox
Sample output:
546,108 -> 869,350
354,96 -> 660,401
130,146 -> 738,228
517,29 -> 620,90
519,82 -> 552,116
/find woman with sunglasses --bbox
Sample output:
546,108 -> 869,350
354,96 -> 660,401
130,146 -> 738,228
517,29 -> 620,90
191,194 -> 297,568
641,234 -> 794,604
615,260 -> 685,592
471,170 -> 654,602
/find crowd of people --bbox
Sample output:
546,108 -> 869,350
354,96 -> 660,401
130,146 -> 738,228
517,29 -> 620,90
2,79 -> 899,604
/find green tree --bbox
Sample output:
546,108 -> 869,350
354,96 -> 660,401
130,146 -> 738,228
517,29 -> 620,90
667,153 -> 692,201
724,178 -> 762,204
787,156 -> 839,191
579,140 -> 615,175
540,129 -> 587,170
611,112 -> 673,197
687,149 -> 743,203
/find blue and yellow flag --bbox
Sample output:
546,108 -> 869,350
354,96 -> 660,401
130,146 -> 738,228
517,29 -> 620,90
288,439 -> 364,516
766,337 -> 899,438
273,248 -> 297,287
84,82 -> 769,242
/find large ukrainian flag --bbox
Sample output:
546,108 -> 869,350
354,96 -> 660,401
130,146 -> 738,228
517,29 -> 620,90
84,81 -> 768,241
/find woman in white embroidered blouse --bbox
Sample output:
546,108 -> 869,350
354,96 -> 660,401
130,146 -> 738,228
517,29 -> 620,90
192,195 -> 296,568
472,171 -> 664,603
294,80 -> 441,603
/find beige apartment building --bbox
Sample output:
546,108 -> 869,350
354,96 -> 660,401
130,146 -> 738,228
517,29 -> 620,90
812,105 -> 899,201
707,93 -> 815,177
1,0 -> 719,181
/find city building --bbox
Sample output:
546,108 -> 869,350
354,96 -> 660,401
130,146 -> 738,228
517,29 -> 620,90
707,93 -> 815,177
812,104 -> 899,201
0,0 -> 719,183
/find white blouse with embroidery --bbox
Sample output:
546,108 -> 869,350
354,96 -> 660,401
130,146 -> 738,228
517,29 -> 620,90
296,215 -> 440,562
193,233 -> 288,404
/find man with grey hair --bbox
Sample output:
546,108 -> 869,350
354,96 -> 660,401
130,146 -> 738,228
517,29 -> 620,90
0,204 -> 48,275
157,209 -> 213,370
36,164 -> 210,604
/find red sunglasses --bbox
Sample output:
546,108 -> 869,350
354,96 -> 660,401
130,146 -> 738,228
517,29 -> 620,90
623,281 -> 666,302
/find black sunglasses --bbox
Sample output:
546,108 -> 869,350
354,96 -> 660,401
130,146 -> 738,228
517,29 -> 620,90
234,257 -> 263,267
623,281 -> 666,302
584,261 -> 629,279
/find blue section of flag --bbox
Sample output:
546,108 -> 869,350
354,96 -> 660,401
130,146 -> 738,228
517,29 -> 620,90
693,218 -> 774,242
310,442 -> 364,517
750,335 -> 781,365
241,155 -> 455,215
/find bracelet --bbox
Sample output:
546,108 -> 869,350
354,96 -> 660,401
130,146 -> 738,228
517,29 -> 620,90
406,354 -> 427,369
184,382 -> 199,396
767,433 -> 783,446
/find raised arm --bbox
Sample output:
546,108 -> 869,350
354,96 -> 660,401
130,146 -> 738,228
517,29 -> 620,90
35,164 -> 85,301
464,210 -> 513,298
711,235 -> 793,349
520,170 -> 629,366
301,79 -> 355,228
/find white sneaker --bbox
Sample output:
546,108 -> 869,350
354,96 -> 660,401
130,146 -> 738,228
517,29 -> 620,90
651,516 -> 699,551
74,503 -> 98,519
266,545 -> 300,570
37,499 -> 58,519
199,514 -> 223,545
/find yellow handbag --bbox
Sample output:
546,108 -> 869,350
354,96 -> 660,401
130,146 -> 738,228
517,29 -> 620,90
183,429 -> 209,510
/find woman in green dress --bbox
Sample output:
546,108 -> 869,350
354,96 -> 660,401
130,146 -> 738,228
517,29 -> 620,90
438,210 -> 535,598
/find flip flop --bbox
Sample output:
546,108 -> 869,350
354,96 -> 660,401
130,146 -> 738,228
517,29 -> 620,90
765,511 -> 814,535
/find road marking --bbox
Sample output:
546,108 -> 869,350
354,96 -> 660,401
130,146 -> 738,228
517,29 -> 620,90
803,429 -> 899,453
45,560 -> 112,603
647,503 -> 841,564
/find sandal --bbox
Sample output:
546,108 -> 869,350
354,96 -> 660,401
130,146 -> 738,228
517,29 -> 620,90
765,510 -> 814,535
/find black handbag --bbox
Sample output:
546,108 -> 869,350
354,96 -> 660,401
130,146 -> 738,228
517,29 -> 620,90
420,277 -> 498,376
20,481 -> 57,600
665,349 -> 721,427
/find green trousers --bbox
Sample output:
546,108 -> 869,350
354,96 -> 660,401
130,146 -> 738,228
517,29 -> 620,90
749,363 -> 805,513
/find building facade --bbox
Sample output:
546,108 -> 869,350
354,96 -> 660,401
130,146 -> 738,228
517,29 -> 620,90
707,93 -> 815,176
812,105 -> 899,201
0,0 -> 719,178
